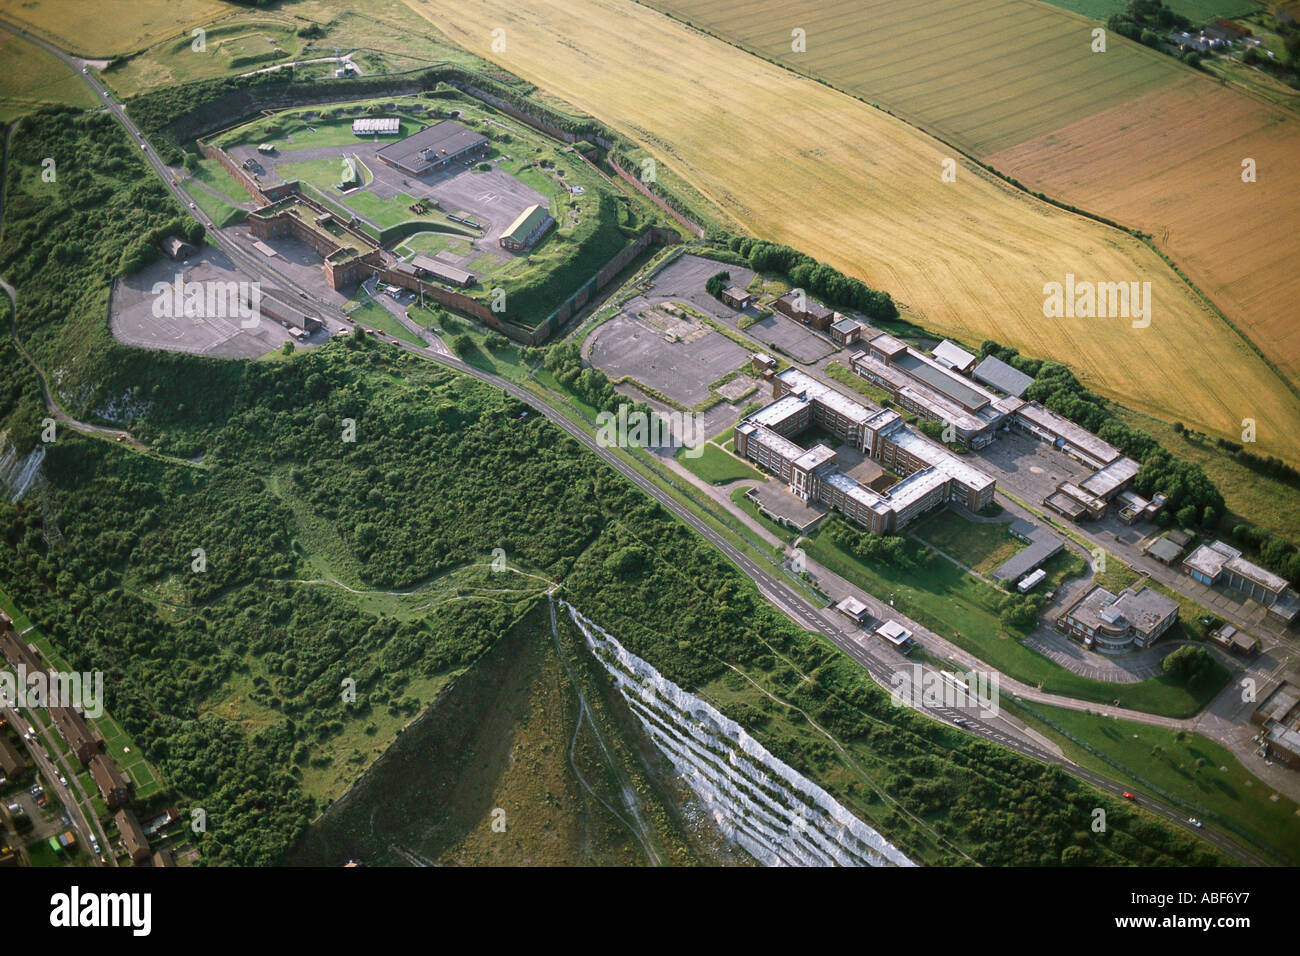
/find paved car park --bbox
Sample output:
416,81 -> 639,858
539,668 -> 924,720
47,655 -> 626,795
974,429 -> 1095,504
589,310 -> 750,408
108,245 -> 313,359
228,137 -> 548,250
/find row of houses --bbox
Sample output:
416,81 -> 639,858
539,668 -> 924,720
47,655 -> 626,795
1,613 -> 135,811
733,367 -> 997,534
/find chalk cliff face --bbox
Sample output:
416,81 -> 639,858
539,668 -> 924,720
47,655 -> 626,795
0,436 -> 45,502
563,599 -> 914,868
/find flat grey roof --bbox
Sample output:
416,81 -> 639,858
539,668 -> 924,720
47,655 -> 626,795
1065,585 -> 1177,636
893,351 -> 990,411
831,316 -> 860,334
1182,541 -> 1234,580
1080,457 -> 1140,499
376,120 -> 487,169
973,355 -> 1034,398
992,521 -> 1063,581
411,253 -> 474,286
777,368 -> 878,426
1145,536 -> 1184,563
1015,403 -> 1122,467
932,340 -> 975,371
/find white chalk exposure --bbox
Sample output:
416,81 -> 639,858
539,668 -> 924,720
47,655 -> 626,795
564,601 -> 913,867
0,441 -> 44,502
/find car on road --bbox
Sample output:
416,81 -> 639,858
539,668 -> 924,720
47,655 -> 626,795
82,67 -> 87,74
188,202 -> 196,209
365,329 -> 377,335
90,836 -> 100,854
954,717 -> 968,728
390,339 -> 400,346
58,774 -> 69,788
1188,818 -> 1203,828
1122,791 -> 1135,801
298,292 -> 308,299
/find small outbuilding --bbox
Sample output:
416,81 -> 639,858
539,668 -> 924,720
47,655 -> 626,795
160,236 -> 196,261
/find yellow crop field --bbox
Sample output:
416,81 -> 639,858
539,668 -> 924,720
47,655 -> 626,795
0,0 -> 231,56
0,28 -> 99,119
645,0 -> 1300,398
988,76 -> 1300,385
643,0 -> 1182,155
403,0 -> 1300,462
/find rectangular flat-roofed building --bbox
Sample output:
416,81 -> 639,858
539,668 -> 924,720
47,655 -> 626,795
1012,403 -> 1121,470
850,342 -> 1004,449
1055,481 -> 1109,520
721,287 -> 752,310
1080,457 -> 1140,501
835,596 -> 872,624
876,619 -> 915,651
352,117 -> 400,136
972,355 -> 1034,398
931,340 -> 976,373
410,254 -> 475,287
773,292 -> 835,331
830,316 -> 862,347
499,203 -> 555,252
376,120 -> 489,176
1058,585 -> 1179,652
1182,540 -> 1300,623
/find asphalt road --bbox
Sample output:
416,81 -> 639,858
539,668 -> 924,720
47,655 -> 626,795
3,704 -> 112,866
0,19 -> 1270,865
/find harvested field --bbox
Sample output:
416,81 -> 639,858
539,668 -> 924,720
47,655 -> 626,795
0,28 -> 99,119
988,76 -> 1300,385
1,0 -> 231,56
408,0 -> 1300,462
644,0 -> 1181,155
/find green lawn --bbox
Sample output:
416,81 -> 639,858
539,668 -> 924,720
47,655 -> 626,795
910,509 -> 1025,574
398,231 -> 473,260
343,189 -> 463,231
1011,699 -> 1300,865
277,157 -> 365,195
675,441 -> 763,484
803,523 -> 1228,717
183,183 -> 246,228
191,159 -> 250,204
344,300 -> 426,348
729,485 -> 795,545
408,305 -> 530,381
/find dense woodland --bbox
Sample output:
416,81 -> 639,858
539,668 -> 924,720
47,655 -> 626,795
0,101 -> 1232,867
